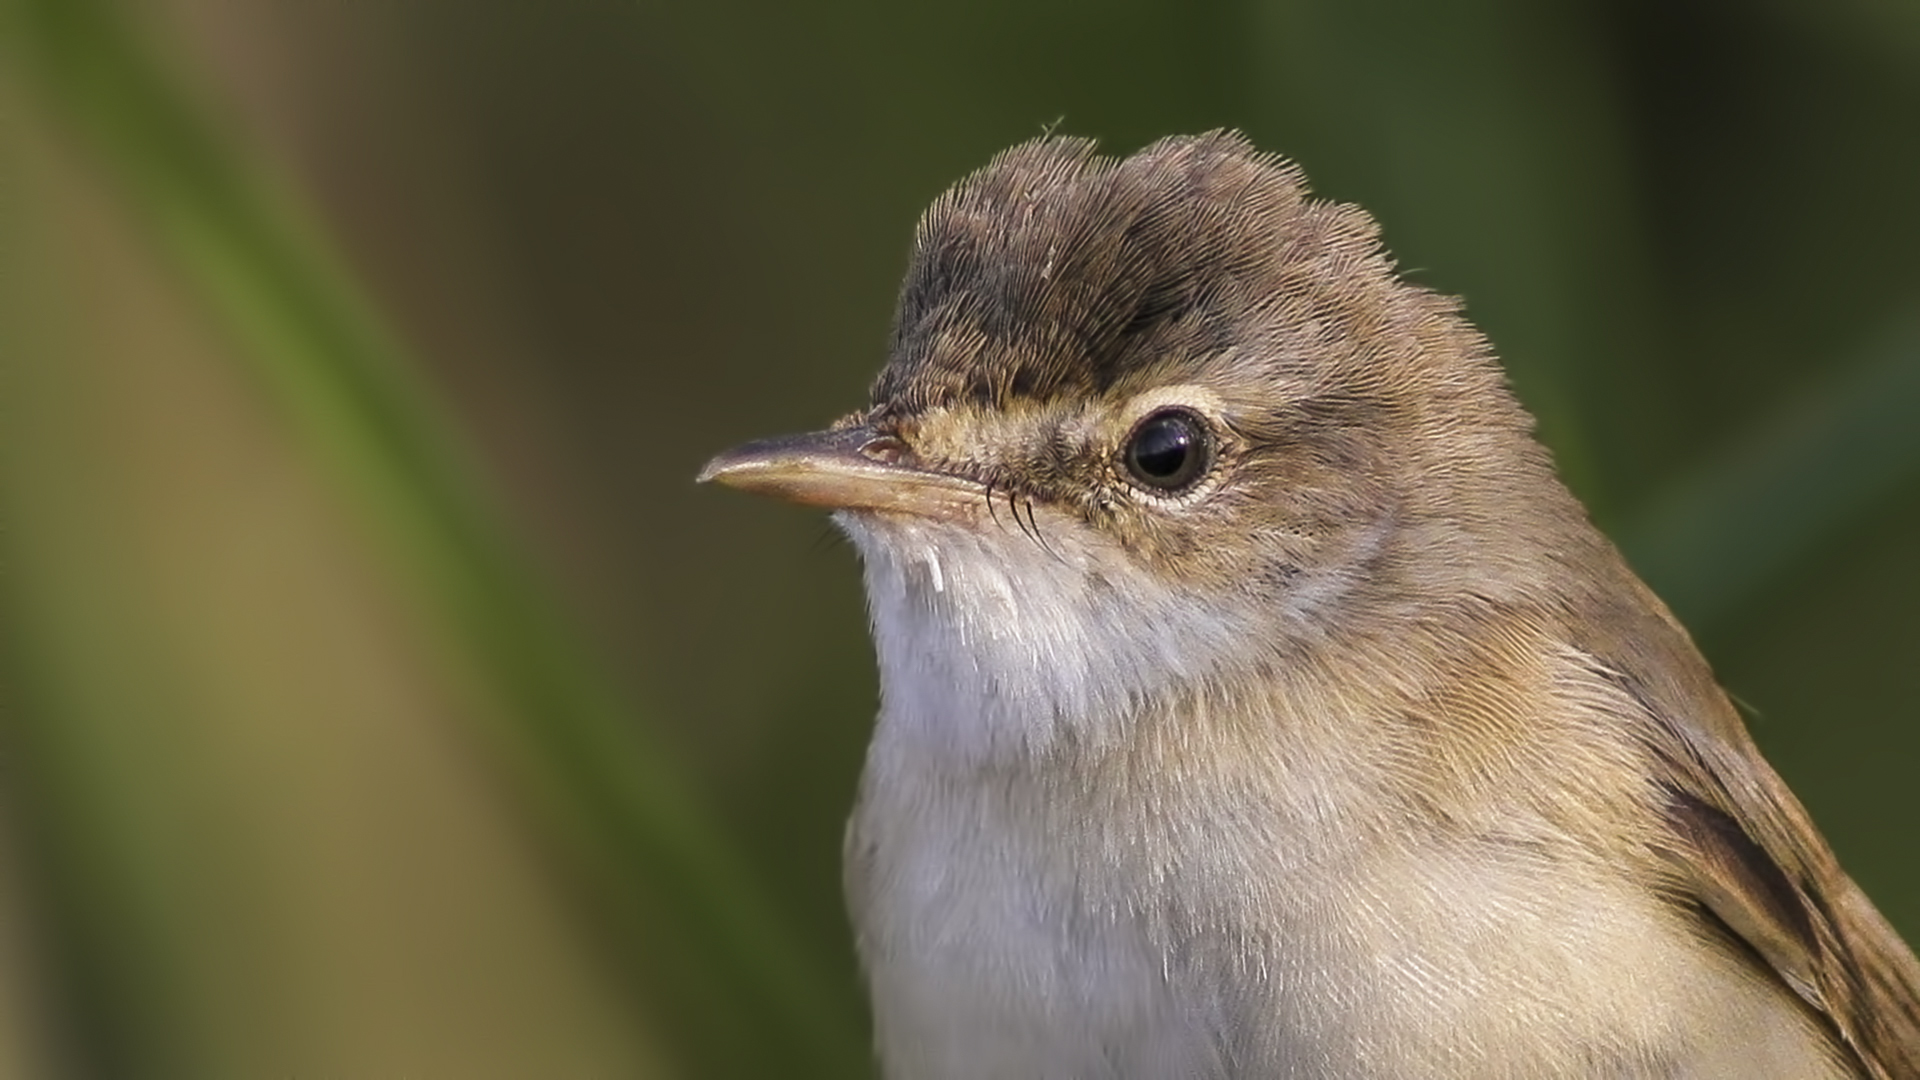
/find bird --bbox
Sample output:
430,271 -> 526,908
699,131 -> 1920,1078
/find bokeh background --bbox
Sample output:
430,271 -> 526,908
4,0 -> 1919,1075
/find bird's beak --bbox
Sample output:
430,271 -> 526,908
698,425 -> 985,518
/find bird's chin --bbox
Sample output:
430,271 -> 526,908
831,509 -> 1063,605
831,509 -> 1256,764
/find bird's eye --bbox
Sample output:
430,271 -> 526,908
1122,409 -> 1211,492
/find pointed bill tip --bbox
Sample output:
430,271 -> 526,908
698,427 -> 984,517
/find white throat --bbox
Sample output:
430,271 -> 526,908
835,510 -> 1243,767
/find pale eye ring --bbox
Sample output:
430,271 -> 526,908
1121,408 -> 1212,492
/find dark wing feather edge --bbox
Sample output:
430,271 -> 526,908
1600,661 -> 1920,1079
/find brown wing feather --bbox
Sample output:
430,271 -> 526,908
1655,760 -> 1920,1078
1588,631 -> 1920,1078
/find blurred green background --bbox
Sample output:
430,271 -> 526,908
3,0 -> 1918,1075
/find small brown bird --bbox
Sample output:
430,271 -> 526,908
701,132 -> 1920,1077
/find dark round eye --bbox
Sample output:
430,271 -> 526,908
1122,409 -> 1211,492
